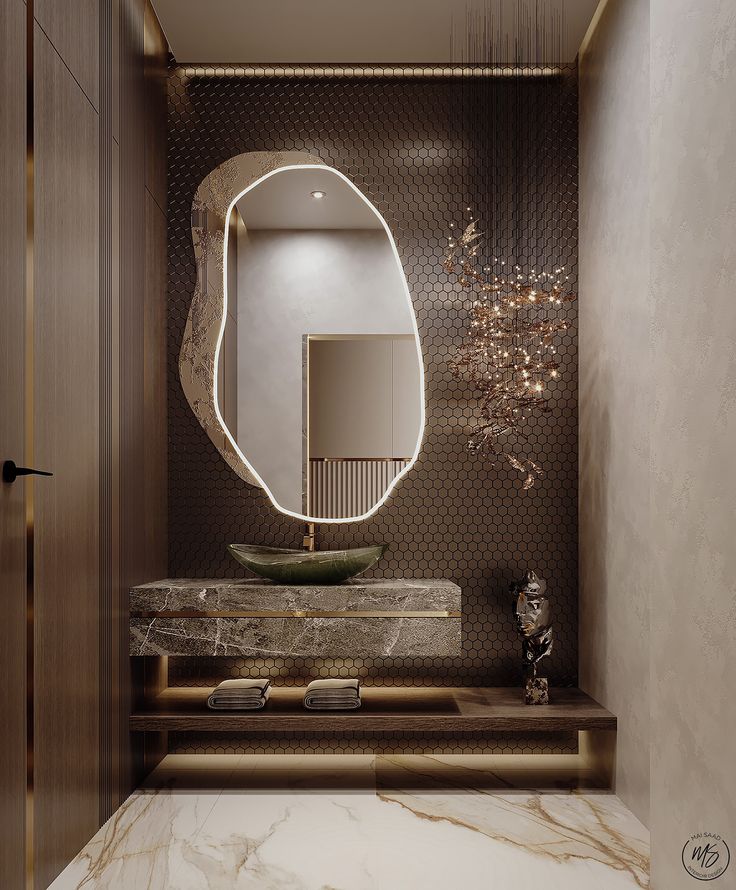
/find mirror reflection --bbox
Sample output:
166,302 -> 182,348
216,165 -> 423,521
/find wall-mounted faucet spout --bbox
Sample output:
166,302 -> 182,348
303,522 -> 317,552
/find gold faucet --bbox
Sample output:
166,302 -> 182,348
303,522 -> 316,552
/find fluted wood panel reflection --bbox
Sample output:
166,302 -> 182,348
309,459 -> 409,519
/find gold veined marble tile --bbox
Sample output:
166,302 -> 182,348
376,753 -> 607,792
49,761 -> 649,890
376,786 -> 649,888
220,769 -> 377,793
156,753 -> 247,770
48,780 -> 221,889
240,753 -> 376,771
140,768 -> 243,791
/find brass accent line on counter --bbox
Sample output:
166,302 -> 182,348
133,610 -> 462,619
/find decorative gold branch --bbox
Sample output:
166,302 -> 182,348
445,221 -> 575,489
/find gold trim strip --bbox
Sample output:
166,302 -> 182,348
25,1 -> 35,886
309,457 -> 412,463
133,610 -> 462,619
176,65 -> 564,79
307,333 -> 415,341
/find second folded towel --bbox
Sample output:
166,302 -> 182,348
303,678 -> 361,710
207,678 -> 271,710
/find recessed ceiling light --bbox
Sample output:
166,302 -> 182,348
310,190 -> 326,199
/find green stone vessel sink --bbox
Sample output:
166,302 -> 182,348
227,544 -> 386,585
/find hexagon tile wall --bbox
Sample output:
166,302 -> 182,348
166,64 -> 578,753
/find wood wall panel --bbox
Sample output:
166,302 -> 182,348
119,0 -> 146,605
112,0 -> 121,144
143,0 -> 168,585
144,1 -> 168,214
0,0 -> 168,882
35,0 -> 100,110
144,192 -> 168,580
34,25 -> 101,889
117,0 -> 168,593
99,0 -> 122,822
98,0 -> 169,819
0,1 -> 28,886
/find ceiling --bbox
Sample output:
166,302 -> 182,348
237,168 -> 382,230
151,0 -> 602,65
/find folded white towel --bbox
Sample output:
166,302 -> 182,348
207,678 -> 271,710
304,678 -> 361,710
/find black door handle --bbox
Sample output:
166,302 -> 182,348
2,460 -> 53,484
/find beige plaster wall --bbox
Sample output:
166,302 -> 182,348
579,0 -> 651,827
649,0 -> 736,885
582,0 -> 736,879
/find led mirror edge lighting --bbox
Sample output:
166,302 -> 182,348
214,163 -> 426,524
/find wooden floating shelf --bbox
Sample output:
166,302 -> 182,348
131,686 -> 615,734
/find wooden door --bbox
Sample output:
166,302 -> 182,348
1,1 -> 167,884
33,22 -> 101,890
0,1 -> 29,886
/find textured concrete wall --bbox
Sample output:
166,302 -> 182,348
649,0 -> 736,885
579,0 -> 651,827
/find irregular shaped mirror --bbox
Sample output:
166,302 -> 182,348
180,153 -> 424,522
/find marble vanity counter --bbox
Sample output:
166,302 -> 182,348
130,578 -> 461,658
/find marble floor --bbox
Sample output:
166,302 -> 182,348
50,754 -> 649,890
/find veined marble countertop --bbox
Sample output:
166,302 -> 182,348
129,579 -> 462,658
130,578 -> 462,613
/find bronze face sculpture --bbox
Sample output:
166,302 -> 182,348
510,570 -> 553,704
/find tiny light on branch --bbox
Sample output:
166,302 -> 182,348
444,221 -> 575,489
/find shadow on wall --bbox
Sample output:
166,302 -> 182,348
579,360 -> 611,687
